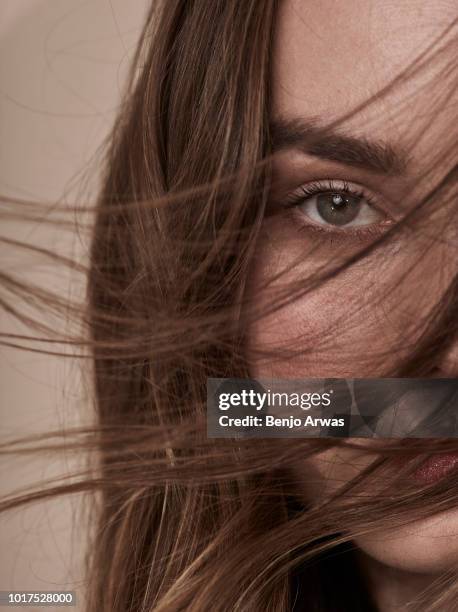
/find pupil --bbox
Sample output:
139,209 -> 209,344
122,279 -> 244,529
332,194 -> 345,207
317,192 -> 361,226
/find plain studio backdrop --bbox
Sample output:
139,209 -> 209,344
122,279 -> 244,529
0,1 -> 149,605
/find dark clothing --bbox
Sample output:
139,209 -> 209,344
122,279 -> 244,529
290,541 -> 379,612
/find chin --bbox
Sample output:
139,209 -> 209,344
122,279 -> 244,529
356,508 -> 458,573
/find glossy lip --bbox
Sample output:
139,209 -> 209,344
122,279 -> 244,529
413,453 -> 458,485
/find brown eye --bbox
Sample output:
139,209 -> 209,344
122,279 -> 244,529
297,188 -> 385,229
316,192 -> 362,226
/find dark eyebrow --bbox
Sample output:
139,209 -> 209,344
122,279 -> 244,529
270,118 -> 408,175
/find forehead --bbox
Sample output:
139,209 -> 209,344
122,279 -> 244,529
272,0 -> 454,127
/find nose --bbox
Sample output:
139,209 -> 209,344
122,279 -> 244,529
438,341 -> 458,377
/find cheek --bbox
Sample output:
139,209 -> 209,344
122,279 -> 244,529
296,448 -> 458,574
246,219 -> 452,378
355,510 -> 458,573
290,446 -> 377,501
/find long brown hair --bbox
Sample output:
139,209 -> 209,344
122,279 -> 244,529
1,1 -> 458,610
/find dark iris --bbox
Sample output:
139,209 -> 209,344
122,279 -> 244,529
316,192 -> 361,226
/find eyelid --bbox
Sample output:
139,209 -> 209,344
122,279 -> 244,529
275,178 -> 397,239
284,178 -> 390,219
270,150 -> 409,215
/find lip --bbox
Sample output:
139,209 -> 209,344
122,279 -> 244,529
413,453 -> 458,485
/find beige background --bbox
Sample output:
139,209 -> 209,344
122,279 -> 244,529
0,1 -> 148,607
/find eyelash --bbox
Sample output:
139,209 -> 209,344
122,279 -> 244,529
282,179 -> 393,239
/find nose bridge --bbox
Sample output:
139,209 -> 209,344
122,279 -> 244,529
437,303 -> 458,375
440,341 -> 458,377
436,268 -> 458,376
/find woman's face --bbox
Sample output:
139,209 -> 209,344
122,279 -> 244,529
249,0 -> 458,573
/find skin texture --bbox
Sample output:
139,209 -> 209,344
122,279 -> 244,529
249,1 -> 457,609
